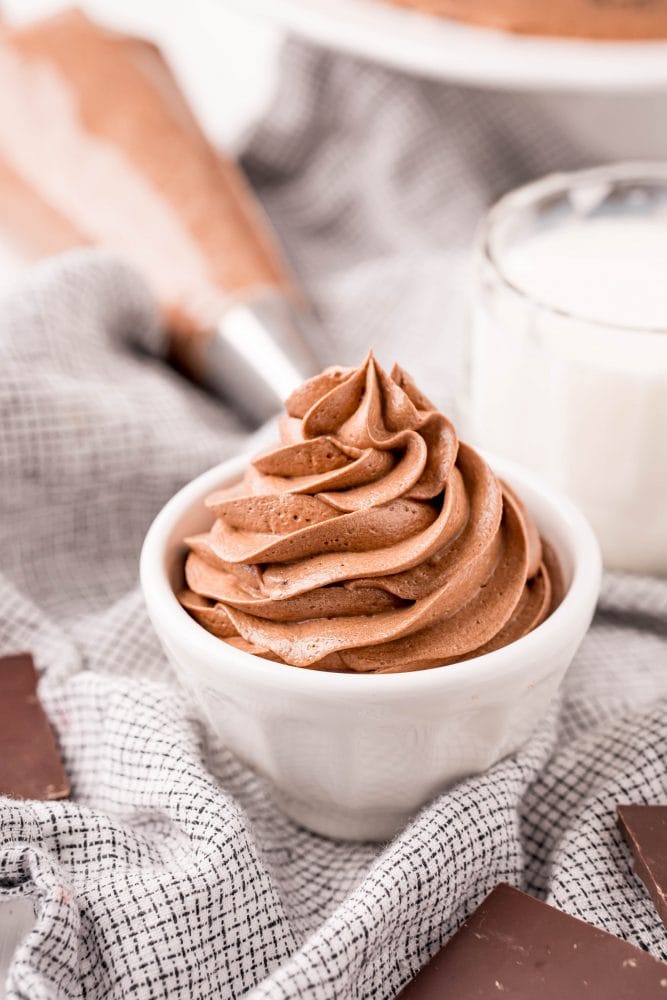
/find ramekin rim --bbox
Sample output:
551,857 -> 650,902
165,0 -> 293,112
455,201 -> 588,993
140,449 -> 601,695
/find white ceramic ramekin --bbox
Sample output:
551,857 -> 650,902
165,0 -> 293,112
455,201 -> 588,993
140,451 -> 601,841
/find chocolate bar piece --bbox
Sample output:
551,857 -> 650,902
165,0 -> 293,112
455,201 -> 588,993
0,652 -> 69,800
618,805 -> 667,929
398,883 -> 667,998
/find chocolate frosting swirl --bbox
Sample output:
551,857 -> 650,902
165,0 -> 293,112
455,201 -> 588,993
179,355 -> 561,672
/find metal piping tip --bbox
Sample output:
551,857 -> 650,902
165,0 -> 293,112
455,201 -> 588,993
202,291 -> 321,426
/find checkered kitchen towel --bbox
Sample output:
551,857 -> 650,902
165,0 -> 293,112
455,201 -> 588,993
2,38 -> 667,1000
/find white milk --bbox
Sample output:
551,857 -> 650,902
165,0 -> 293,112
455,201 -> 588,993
468,169 -> 667,572
503,216 -> 667,331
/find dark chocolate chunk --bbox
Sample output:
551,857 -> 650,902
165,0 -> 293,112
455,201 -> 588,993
398,883 -> 667,999
618,804 -> 667,929
0,652 -> 69,800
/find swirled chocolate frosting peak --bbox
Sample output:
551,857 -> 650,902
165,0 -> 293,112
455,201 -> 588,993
179,354 -> 562,672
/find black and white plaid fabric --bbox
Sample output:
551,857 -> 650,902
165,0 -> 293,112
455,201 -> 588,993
1,40 -> 666,1000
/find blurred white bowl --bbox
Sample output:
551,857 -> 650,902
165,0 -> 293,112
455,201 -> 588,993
140,450 -> 601,841
234,0 -> 667,93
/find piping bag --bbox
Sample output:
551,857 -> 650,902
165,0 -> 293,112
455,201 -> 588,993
0,10 -> 320,425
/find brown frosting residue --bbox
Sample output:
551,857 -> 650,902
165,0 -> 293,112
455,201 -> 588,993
387,0 -> 667,39
179,355 -> 562,672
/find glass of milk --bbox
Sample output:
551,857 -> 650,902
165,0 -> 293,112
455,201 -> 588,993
467,162 -> 667,573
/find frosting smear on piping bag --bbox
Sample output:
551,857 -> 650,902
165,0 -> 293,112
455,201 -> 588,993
179,355 -> 562,672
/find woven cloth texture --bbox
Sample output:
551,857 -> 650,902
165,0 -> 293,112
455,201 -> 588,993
2,39 -> 667,1000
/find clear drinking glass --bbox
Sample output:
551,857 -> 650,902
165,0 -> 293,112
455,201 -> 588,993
466,163 -> 667,573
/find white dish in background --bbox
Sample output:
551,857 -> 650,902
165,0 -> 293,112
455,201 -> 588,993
141,451 -> 601,842
232,0 -> 667,93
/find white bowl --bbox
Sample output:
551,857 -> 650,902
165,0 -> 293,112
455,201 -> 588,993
140,451 -> 601,841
